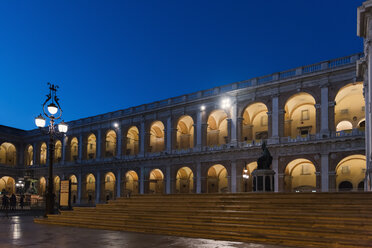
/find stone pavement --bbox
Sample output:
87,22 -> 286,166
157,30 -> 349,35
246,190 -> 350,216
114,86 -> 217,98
0,215 -> 288,248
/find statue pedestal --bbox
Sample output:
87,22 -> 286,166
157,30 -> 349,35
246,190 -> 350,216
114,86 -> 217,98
252,169 -> 275,192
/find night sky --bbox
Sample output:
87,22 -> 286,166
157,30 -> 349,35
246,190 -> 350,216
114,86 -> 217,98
0,0 -> 364,130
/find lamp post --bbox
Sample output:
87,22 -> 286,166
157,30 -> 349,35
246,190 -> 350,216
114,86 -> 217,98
35,83 -> 68,216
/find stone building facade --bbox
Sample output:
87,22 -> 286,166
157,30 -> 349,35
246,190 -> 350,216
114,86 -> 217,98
0,52 -> 367,204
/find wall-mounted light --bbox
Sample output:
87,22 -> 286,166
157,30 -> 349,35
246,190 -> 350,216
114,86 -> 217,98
113,122 -> 119,128
221,98 -> 231,109
200,105 -> 206,111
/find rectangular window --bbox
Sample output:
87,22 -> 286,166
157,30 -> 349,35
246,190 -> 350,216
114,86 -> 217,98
301,109 -> 309,121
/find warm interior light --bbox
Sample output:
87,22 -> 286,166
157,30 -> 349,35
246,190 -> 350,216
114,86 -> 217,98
35,114 -> 46,128
47,102 -> 58,115
58,121 -> 68,133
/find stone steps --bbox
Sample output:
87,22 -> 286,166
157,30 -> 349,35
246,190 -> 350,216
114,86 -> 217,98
34,192 -> 372,247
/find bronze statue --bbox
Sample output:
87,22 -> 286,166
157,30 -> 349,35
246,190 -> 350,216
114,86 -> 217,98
256,142 -> 272,170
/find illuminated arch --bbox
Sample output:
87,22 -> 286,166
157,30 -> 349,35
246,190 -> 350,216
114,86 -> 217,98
149,121 -> 165,152
0,142 -> 17,166
126,126 -> 139,155
284,158 -> 316,192
69,175 -> 78,204
176,167 -> 194,193
70,137 -> 79,161
0,176 -> 15,194
336,120 -> 353,132
39,177 -> 46,196
54,176 -> 61,198
242,102 -> 268,142
335,82 -> 364,130
125,170 -> 139,194
40,142 -> 47,165
105,130 -> 117,157
104,172 -> 116,201
149,169 -> 164,194
241,162 -> 257,192
284,93 -> 316,138
207,164 -> 228,193
87,134 -> 96,159
25,144 -> 33,166
335,154 -> 366,191
176,116 -> 194,149
207,110 -> 228,146
54,140 -> 62,163
85,173 -> 96,203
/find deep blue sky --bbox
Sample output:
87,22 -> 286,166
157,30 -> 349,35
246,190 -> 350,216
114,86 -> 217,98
0,0 -> 364,130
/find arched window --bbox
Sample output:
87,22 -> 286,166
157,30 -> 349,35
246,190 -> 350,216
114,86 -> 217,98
87,134 -> 96,159
125,170 -> 139,194
54,140 -> 62,163
176,167 -> 194,193
284,158 -> 316,192
149,121 -> 165,152
25,145 -> 33,166
40,142 -> 47,165
335,82 -> 364,131
242,103 -> 268,142
176,116 -> 194,150
70,137 -> 78,161
336,120 -> 353,132
104,172 -> 116,201
149,169 -> 164,194
207,164 -> 228,193
207,110 -> 228,146
336,154 -> 366,192
105,130 -> 117,157
126,126 -> 139,155
284,93 -> 316,137
0,142 -> 17,166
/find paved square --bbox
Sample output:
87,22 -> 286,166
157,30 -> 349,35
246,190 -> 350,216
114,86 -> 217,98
0,215 -> 286,248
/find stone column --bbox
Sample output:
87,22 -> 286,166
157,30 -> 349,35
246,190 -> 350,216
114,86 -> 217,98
196,162 -> 201,193
95,171 -> 100,204
33,142 -> 37,165
230,100 -> 238,146
320,86 -> 330,136
166,116 -> 172,152
166,166 -> 171,194
278,173 -> 285,192
271,95 -> 279,142
116,170 -> 121,198
117,128 -> 122,158
62,137 -> 67,165
328,101 -> 336,132
196,109 -> 203,148
315,104 -> 321,136
329,171 -> 336,192
140,166 -> 144,194
272,156 -> 279,192
279,109 -> 286,138
78,134 -> 83,162
97,129 -> 102,160
321,153 -> 329,192
227,119 -> 232,144
237,117 -> 244,143
231,161 -> 237,193
77,173 -> 82,204
140,121 -> 146,156
315,172 -> 321,191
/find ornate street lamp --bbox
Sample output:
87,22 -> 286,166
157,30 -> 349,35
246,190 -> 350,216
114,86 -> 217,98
35,83 -> 68,216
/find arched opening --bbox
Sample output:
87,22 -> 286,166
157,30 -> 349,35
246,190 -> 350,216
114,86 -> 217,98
149,121 -> 165,152
336,154 -> 366,191
242,103 -> 268,143
126,126 -> 139,155
87,134 -> 96,160
40,142 -> 47,165
104,172 -> 116,201
284,159 -> 316,192
69,175 -> 78,204
336,120 -> 353,132
0,176 -> 15,194
358,119 -> 365,131
149,169 -> 164,194
105,130 -> 117,157
25,145 -> 33,166
0,142 -> 17,165
207,164 -> 228,193
241,162 -> 257,192
338,181 -> 353,191
70,137 -> 78,161
125,170 -> 139,194
207,110 -> 228,146
54,140 -> 62,163
176,116 -> 194,150
358,181 -> 365,191
176,167 -> 194,193
85,174 -> 96,203
38,177 -> 46,196
54,176 -> 61,202
284,93 -> 316,138
335,82 -> 364,131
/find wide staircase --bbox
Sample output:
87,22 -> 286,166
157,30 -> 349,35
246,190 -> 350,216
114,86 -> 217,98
35,192 -> 372,247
